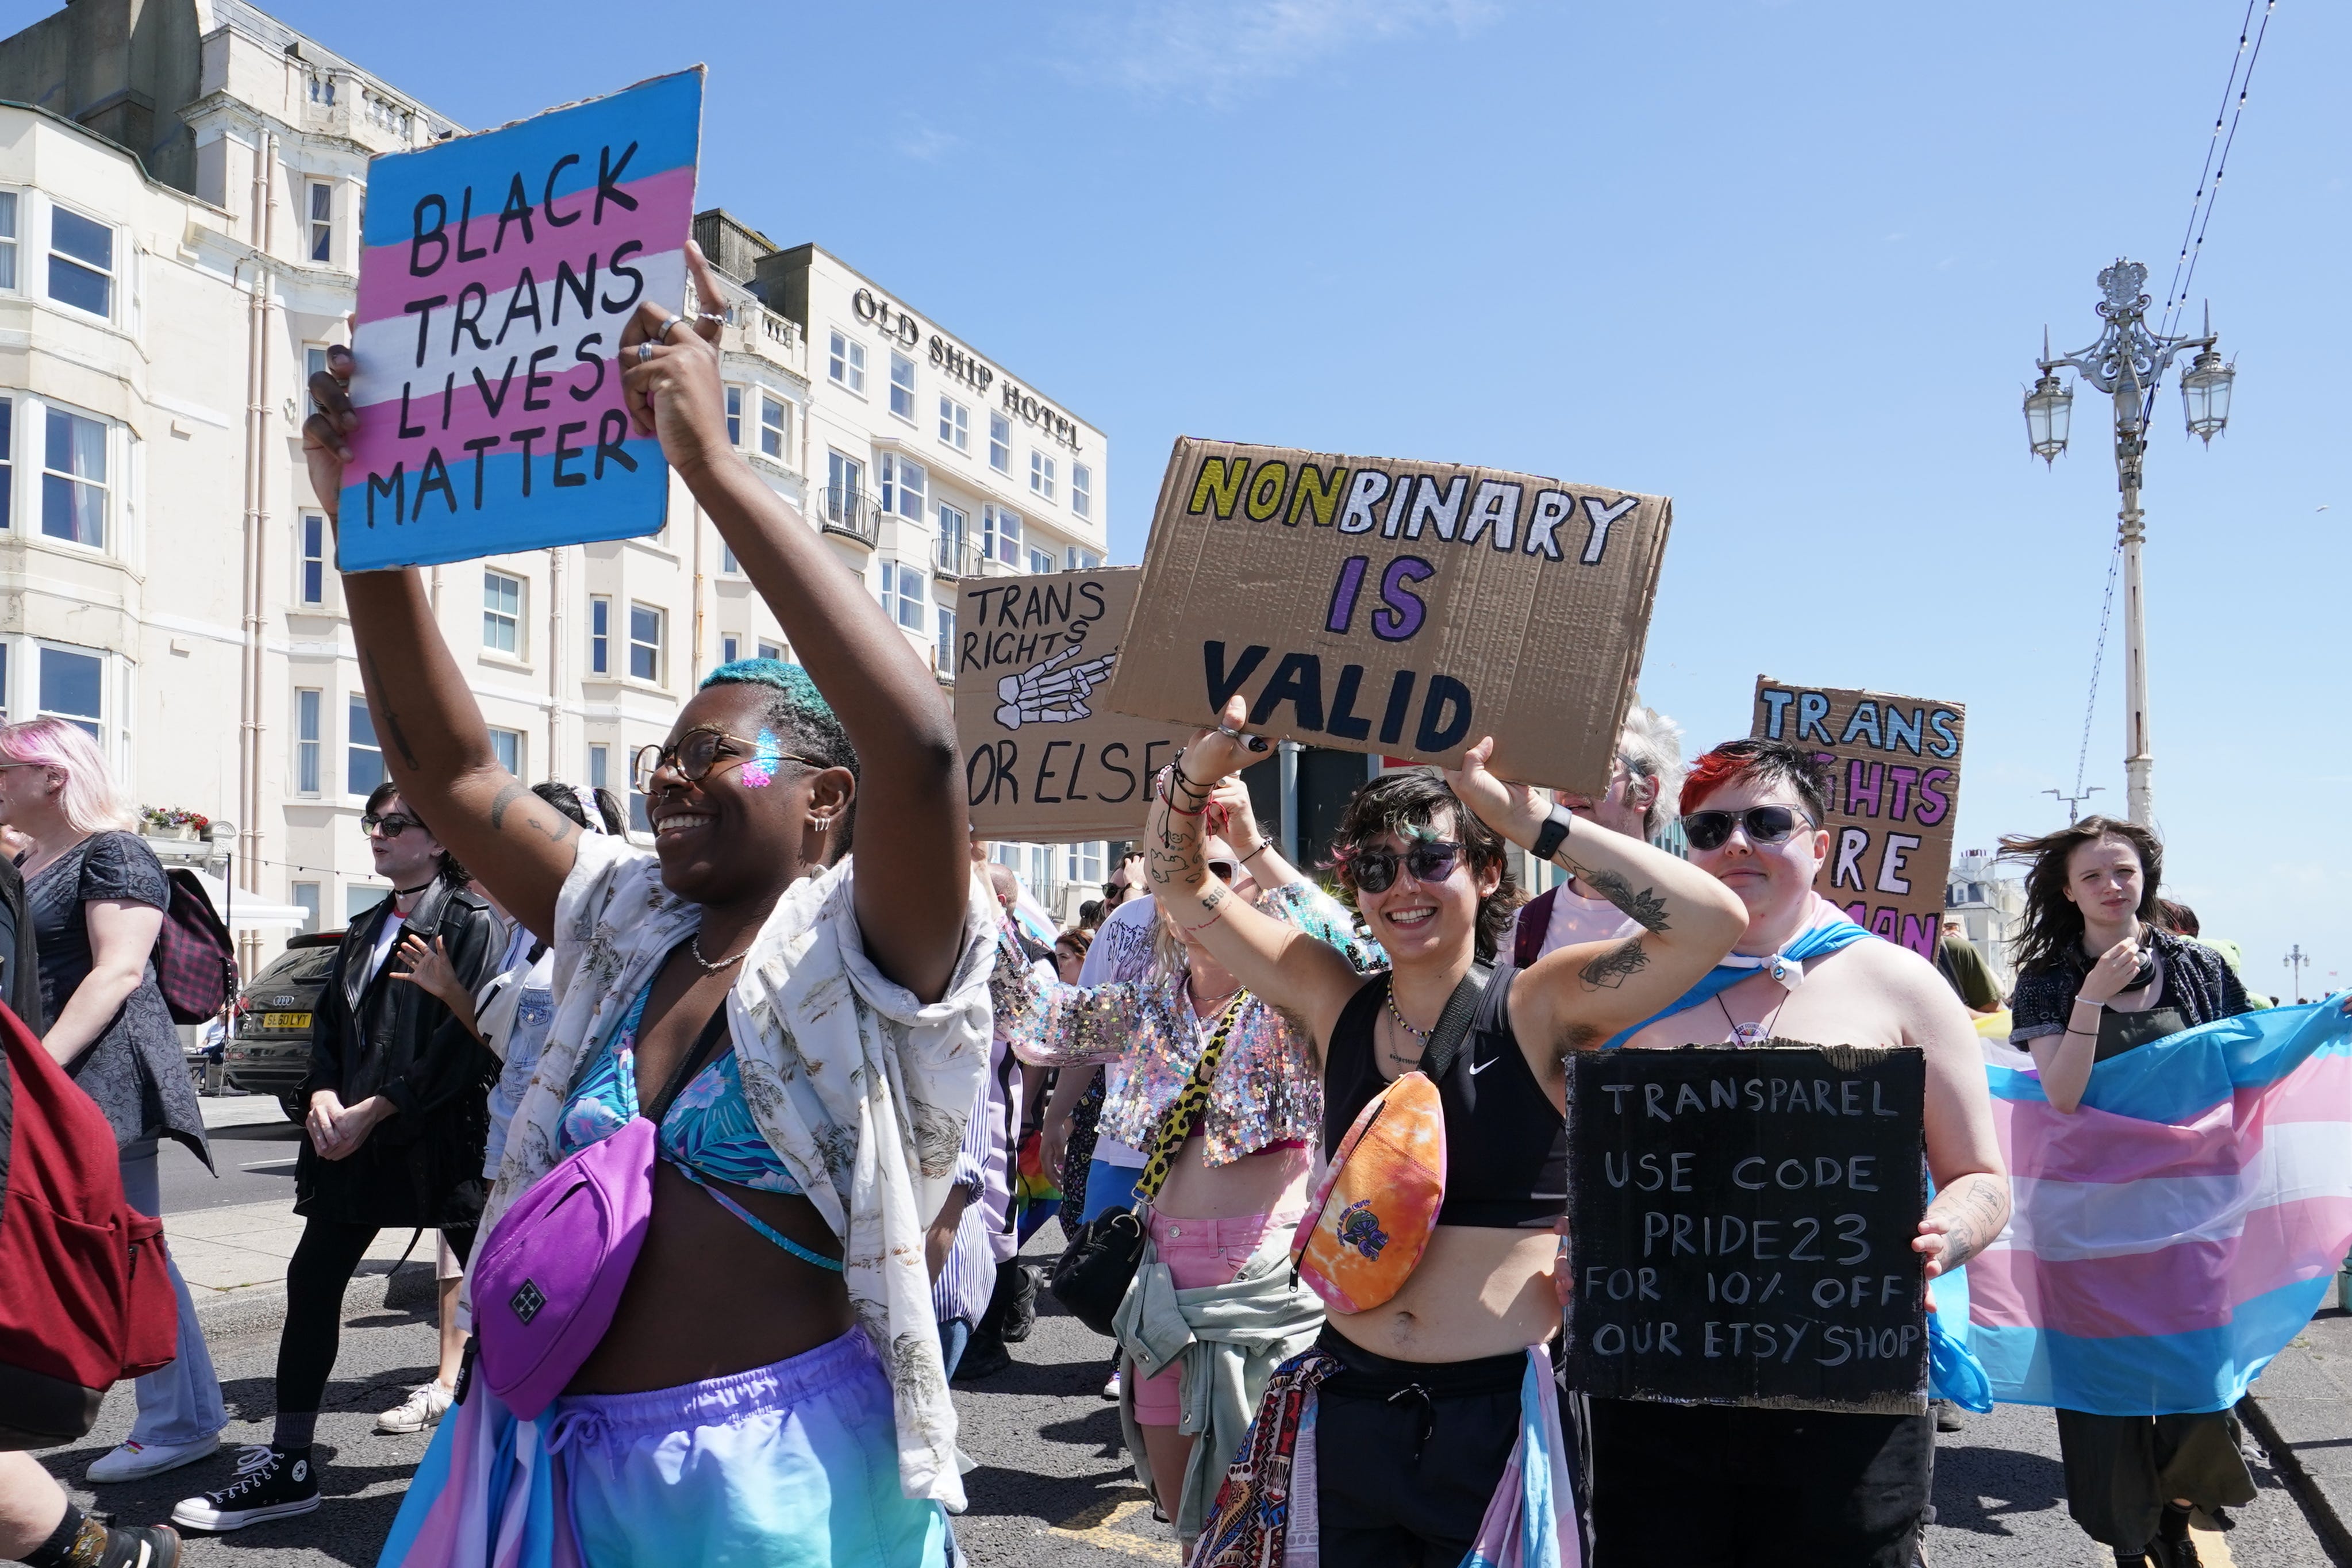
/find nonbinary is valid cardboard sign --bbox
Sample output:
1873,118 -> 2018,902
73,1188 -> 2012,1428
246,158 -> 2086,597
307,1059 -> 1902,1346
1562,1044 -> 1930,1415
1105,439 -> 1671,794
1750,679 -> 1966,962
339,69 -> 703,570
955,568 -> 1194,842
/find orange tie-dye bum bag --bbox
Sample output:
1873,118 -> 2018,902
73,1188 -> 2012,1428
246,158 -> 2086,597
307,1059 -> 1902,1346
1289,971 -> 1486,1315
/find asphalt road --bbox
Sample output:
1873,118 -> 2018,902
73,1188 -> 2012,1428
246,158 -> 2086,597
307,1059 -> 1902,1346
162,1094 -> 306,1213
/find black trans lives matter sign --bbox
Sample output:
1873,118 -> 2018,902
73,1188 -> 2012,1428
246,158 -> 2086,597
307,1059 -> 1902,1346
1562,1044 -> 1928,1415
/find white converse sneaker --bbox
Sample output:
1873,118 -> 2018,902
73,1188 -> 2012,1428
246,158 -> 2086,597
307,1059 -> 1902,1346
171,1445 -> 321,1532
375,1379 -> 454,1434
87,1432 -> 222,1484
1102,1369 -> 1121,1400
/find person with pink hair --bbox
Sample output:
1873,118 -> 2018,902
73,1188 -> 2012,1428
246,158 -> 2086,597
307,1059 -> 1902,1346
0,717 -> 225,1485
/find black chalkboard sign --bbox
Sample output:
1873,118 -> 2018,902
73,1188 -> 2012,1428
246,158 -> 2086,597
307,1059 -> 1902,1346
1561,1043 -> 1929,1415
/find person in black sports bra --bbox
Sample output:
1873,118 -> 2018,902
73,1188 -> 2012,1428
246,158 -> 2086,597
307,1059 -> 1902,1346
1150,698 -> 1748,1568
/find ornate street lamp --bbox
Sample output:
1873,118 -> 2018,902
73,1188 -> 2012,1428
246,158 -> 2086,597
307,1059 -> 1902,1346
2028,260 -> 2232,827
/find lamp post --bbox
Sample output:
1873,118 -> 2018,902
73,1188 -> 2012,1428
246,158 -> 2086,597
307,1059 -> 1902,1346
2024,260 -> 2234,827
2286,944 -> 2308,1004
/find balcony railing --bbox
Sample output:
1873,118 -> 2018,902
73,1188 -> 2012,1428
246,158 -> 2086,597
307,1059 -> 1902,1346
722,299 -> 804,361
933,536 -> 982,578
819,486 -> 880,547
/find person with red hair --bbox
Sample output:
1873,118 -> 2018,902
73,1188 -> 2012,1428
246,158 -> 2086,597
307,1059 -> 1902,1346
1591,737 -> 2011,1566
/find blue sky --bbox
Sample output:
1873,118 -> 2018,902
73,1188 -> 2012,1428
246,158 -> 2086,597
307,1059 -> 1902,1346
50,1 -> 2352,987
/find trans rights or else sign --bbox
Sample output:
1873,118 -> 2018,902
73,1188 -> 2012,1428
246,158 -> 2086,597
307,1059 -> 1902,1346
338,70 -> 702,571
1104,439 -> 1671,796
955,568 -> 1194,842
1750,679 -> 1966,963
1561,1045 -> 1930,1416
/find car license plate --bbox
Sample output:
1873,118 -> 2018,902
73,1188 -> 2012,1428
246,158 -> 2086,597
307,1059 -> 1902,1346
262,1012 -> 312,1032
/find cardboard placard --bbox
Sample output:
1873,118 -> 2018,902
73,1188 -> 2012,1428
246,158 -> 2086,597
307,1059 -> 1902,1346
955,568 -> 1195,842
1750,679 -> 1966,962
339,70 -> 704,570
1562,1044 -> 1929,1415
1105,439 -> 1671,794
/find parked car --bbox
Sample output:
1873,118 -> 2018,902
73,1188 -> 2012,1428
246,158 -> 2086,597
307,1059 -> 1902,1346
221,930 -> 343,1121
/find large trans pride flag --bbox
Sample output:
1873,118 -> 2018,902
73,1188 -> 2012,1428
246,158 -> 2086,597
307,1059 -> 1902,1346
1970,1000 -> 2352,1415
340,70 -> 702,570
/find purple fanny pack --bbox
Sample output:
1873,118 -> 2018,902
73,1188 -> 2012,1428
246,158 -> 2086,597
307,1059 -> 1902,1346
472,1119 -> 656,1420
472,1001 -> 731,1420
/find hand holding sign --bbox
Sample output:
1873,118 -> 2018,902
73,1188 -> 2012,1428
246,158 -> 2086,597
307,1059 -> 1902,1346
616,243 -> 729,476
1442,735 -> 1550,849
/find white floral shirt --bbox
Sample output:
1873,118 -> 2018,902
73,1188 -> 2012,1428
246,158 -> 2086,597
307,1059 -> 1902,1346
485,835 -> 995,1507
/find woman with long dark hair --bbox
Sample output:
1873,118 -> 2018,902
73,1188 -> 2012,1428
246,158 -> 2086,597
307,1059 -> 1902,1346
2003,815 -> 2255,1568
1159,699 -> 1747,1565
180,244 -> 994,1566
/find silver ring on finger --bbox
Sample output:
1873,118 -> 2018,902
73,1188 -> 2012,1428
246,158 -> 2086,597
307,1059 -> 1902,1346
697,310 -> 726,324
657,316 -> 681,341
637,341 -> 655,364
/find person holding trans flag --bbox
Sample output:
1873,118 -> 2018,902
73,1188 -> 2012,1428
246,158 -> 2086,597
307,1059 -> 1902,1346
1995,817 -> 2288,1568
1593,739 -> 2011,1568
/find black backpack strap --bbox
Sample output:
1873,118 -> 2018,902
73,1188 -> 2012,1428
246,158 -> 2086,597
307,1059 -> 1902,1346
1418,964 -> 1492,1082
644,1002 -> 734,1125
1513,889 -> 1557,972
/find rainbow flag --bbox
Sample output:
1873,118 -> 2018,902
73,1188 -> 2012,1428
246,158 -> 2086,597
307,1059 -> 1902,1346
1970,1000 -> 2352,1415
340,70 -> 701,570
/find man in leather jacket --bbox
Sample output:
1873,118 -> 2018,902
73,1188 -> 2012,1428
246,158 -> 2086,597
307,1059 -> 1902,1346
171,785 -> 498,1533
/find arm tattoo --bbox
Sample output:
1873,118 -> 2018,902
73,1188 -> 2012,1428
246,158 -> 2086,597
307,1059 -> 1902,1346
1932,1178 -> 2008,1272
1562,862 -> 1671,934
488,781 -> 528,830
362,652 -> 422,769
523,809 -> 578,846
1579,937 -> 1650,991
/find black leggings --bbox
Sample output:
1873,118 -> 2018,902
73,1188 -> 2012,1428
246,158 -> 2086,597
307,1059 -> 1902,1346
276,1219 -> 474,1415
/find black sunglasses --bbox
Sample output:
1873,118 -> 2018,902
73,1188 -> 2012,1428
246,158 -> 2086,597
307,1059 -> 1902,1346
1680,806 -> 1813,852
361,812 -> 425,839
1346,840 -> 1464,894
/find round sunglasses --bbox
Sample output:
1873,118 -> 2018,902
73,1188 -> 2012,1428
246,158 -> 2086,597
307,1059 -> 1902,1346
1680,806 -> 1814,852
1344,840 -> 1463,893
360,812 -> 425,840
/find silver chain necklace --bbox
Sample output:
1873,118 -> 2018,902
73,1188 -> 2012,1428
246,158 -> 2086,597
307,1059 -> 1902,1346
689,932 -> 752,973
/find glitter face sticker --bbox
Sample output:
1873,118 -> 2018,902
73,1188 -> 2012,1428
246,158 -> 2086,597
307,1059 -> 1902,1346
740,728 -> 785,789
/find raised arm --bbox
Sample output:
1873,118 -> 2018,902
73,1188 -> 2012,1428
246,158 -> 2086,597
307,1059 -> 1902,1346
619,248 -> 966,998
1446,736 -> 1747,1054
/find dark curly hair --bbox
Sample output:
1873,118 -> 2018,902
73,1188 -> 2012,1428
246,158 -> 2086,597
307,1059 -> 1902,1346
1999,815 -> 2165,976
1325,768 -> 1519,963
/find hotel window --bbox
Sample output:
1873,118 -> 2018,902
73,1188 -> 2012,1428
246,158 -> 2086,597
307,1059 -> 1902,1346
828,330 -> 865,393
0,645 -> 9,717
291,882 -> 321,935
1066,840 -> 1105,885
939,395 -> 968,452
488,727 -> 523,776
881,454 -> 925,520
1030,451 -> 1056,501
39,645 -> 104,742
482,568 -> 522,654
1029,547 -> 1055,575
758,640 -> 783,662
41,406 -> 107,548
347,694 -> 384,794
760,393 -> 788,460
346,885 -> 387,922
589,596 -> 611,674
935,604 -> 955,673
0,191 -> 18,289
308,181 -> 333,263
47,206 -> 113,318
721,540 -> 740,574
983,504 -> 1021,564
629,602 -> 664,683
721,635 -> 739,665
0,398 -> 11,532
988,413 -> 1011,474
295,688 -> 322,795
587,743 -> 610,793
889,352 -> 916,420
937,502 -> 968,570
725,386 -> 742,445
881,560 -> 926,632
306,344 -> 330,383
1073,463 -> 1092,519
299,514 -> 327,604
1066,547 -> 1102,571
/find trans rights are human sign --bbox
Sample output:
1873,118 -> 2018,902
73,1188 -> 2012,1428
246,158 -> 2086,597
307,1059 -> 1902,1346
338,70 -> 702,571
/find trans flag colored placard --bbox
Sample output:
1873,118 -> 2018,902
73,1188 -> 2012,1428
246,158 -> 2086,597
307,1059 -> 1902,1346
1969,1000 -> 2352,1416
338,69 -> 702,570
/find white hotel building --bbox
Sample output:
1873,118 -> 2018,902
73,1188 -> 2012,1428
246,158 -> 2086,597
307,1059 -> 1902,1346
0,0 -> 1113,969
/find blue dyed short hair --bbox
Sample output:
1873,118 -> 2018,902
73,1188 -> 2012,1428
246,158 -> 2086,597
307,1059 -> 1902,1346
698,658 -> 860,856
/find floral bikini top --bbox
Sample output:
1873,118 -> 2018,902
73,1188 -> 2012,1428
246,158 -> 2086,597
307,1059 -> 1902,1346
558,978 -> 839,1272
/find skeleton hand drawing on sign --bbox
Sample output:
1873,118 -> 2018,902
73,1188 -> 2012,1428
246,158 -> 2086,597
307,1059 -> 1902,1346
995,645 -> 1117,729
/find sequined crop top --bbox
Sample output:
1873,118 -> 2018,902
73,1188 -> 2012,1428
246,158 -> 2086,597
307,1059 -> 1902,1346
559,982 -> 804,1197
995,881 -> 1385,1167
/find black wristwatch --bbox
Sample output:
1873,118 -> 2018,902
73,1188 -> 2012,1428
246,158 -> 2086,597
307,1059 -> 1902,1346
1530,804 -> 1574,863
